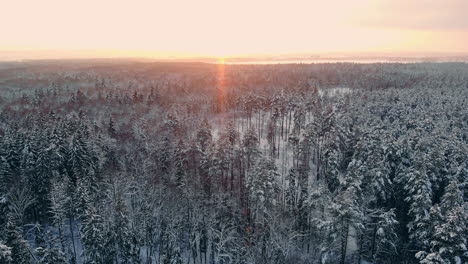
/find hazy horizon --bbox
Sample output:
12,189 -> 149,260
1,0 -> 468,61
2,49 -> 468,62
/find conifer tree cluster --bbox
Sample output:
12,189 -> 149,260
0,61 -> 466,263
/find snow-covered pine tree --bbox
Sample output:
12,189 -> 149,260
76,179 -> 106,264
416,204 -> 444,263
403,155 -> 433,257
323,140 -> 341,193
5,215 -> 32,264
174,139 -> 187,188
329,176 -> 364,264
105,179 -> 139,263
163,112 -> 180,136
212,136 -> 231,192
361,208 -> 399,263
421,178 -> 467,264
224,120 -> 239,146
246,156 -> 280,225
357,127 -> 393,204
242,127 -> 260,170
285,168 -> 301,211
108,117 -> 116,138
0,241 -> 12,264
35,235 -> 67,264
49,180 -> 69,254
66,132 -> 93,186
31,140 -> 60,221
158,135 -> 173,177
197,119 -> 212,153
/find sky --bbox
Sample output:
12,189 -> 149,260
1,0 -> 467,59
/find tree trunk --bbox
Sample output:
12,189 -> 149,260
340,218 -> 349,264
69,215 -> 77,264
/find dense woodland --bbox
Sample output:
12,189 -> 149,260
0,61 -> 467,264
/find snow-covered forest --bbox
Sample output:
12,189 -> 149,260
0,61 -> 467,264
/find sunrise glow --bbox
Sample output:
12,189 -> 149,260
216,58 -> 226,112
1,1 -> 467,262
1,0 -> 467,60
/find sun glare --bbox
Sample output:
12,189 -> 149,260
216,57 -> 226,113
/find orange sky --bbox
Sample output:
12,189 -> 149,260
1,0 -> 467,59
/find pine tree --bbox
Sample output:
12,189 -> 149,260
328,181 -> 364,264
36,245 -> 67,264
76,90 -> 86,105
416,204 -> 443,263
164,113 -> 179,135
20,138 -> 38,185
105,179 -> 138,263
242,127 -> 260,170
158,135 -> 173,176
439,178 -> 464,215
211,136 -> 231,191
421,179 -> 467,264
146,86 -> 157,105
30,142 -> 58,221
174,139 -> 187,188
67,132 -> 93,186
361,208 -> 399,263
107,117 -> 116,138
49,180 -> 69,255
403,158 -> 432,255
0,241 -> 12,264
225,120 -> 239,146
80,204 -> 105,263
76,179 -> 105,264
323,142 -> 341,193
247,157 -> 280,224
1,132 -> 25,190
5,216 -> 32,264
197,119 -> 212,153
171,245 -> 183,264
285,168 -> 301,211
356,128 -> 393,204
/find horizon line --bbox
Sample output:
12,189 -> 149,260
2,49 -> 468,63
